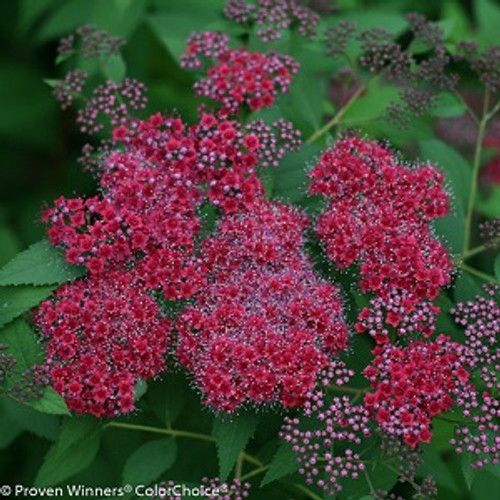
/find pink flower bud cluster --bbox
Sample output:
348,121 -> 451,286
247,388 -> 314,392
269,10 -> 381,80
224,0 -> 320,42
177,201 -> 349,411
53,69 -> 88,110
76,78 -> 148,135
34,269 -> 172,417
57,25 -> 126,60
309,136 -> 452,303
181,31 -> 299,115
451,285 -> 500,468
354,288 -> 440,343
280,362 -> 371,495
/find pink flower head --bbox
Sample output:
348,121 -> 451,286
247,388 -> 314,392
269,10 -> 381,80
177,201 -> 349,411
181,31 -> 299,115
34,269 -> 171,417
310,135 -> 452,304
363,335 -> 471,447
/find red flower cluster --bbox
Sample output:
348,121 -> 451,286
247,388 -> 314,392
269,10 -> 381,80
181,31 -> 299,114
363,335 -> 470,447
41,90 -> 300,414
309,136 -> 452,302
177,201 -> 349,411
34,269 -> 171,417
44,111 -> 301,277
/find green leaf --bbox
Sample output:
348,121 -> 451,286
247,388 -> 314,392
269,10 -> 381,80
271,144 -> 323,203
0,239 -> 85,286
0,285 -> 56,328
461,454 -> 476,490
419,445 -> 458,491
122,438 -> 177,486
102,54 -> 127,82
433,212 -> 464,255
476,0 -> 500,46
419,140 -> 471,214
485,463 -> 500,481
279,75 -> 324,135
0,320 -> 68,415
454,272 -> 483,303
3,398 -> 60,441
147,0 -> 225,62
495,255 -> 500,283
36,0 -> 146,41
343,82 -> 400,125
261,441 -> 299,486
336,10 -> 408,35
146,375 -> 186,426
35,416 -> 102,486
471,467 -> 500,499
419,140 -> 471,254
476,186 -> 500,219
30,388 -> 71,416
444,2 -> 474,42
0,318 -> 42,372
212,411 -> 260,481
430,92 -> 467,118
0,400 -> 23,448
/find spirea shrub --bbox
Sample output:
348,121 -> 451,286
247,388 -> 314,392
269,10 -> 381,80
1,2 -> 499,499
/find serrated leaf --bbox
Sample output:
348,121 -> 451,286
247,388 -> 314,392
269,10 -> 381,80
0,318 -> 42,372
0,285 -> 55,328
0,239 -> 85,286
35,416 -> 102,486
261,441 -> 299,486
3,398 -> 60,441
122,438 -> 177,486
30,388 -> 71,416
212,411 -> 259,481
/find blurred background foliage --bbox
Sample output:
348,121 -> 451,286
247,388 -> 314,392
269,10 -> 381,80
1,0 -> 499,498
